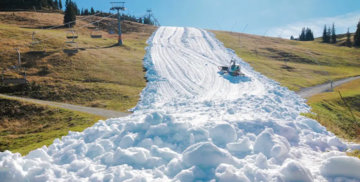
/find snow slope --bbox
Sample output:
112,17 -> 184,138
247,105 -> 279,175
1,27 -> 360,182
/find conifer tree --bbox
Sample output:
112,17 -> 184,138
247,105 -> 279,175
322,25 -> 328,43
331,23 -> 337,44
305,28 -> 314,41
59,0 -> 62,9
290,36 -> 294,40
0,0 -> 66,10
91,7 -> 95,15
354,20 -> 360,48
41,0 -> 48,7
47,0 -> 54,8
346,28 -> 352,47
299,28 -> 306,41
54,0 -> 59,9
72,2 -> 78,15
63,1 -> 76,27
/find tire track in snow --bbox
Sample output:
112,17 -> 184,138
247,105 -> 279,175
149,27 -> 265,103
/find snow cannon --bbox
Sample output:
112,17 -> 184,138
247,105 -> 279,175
218,60 -> 245,77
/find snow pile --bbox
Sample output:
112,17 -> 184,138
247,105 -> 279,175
280,160 -> 314,182
320,156 -> 360,179
1,27 -> 360,181
253,128 -> 291,159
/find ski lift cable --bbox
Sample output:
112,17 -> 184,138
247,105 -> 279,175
0,12 -> 109,47
230,21 -> 238,33
28,14 -> 117,48
307,50 -> 333,83
117,7 -> 147,17
238,24 -> 249,45
149,13 -> 160,26
0,14 -> 115,55
121,11 -> 148,19
0,14 -> 117,56
0,8 -> 112,42
124,11 -> 147,17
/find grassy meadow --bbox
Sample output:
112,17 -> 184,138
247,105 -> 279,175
304,79 -> 360,142
0,11 -> 156,154
211,30 -> 360,91
0,12 -> 157,111
0,96 -> 104,155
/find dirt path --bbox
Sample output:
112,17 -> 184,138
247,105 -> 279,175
296,76 -> 360,98
0,94 -> 131,118
2,76 -> 359,117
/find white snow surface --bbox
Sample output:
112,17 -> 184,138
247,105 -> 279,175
1,27 -> 360,182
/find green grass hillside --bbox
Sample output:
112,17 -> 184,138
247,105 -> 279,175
211,31 -> 360,91
305,79 -> 360,142
0,96 -> 104,155
314,32 -> 355,47
0,12 -> 157,111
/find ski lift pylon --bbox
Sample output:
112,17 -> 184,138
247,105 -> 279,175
110,2 -> 126,11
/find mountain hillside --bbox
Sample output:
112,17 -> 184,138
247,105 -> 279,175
211,30 -> 360,91
0,12 -> 157,111
1,26 -> 360,182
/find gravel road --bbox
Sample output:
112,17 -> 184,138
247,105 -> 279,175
0,94 -> 131,118
296,76 -> 360,98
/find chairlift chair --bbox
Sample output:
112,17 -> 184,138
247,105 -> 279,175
29,32 -> 46,54
66,24 -> 79,39
1,49 -> 29,85
91,22 -> 103,38
66,30 -> 79,39
62,32 -> 79,54
1,67 -> 29,85
107,20 -> 116,35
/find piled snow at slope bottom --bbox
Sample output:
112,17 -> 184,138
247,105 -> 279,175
1,27 -> 360,182
320,156 -> 360,179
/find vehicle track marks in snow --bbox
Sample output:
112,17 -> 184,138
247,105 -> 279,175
148,27 -> 266,103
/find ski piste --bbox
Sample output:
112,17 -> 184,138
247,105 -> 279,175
1,27 -> 360,182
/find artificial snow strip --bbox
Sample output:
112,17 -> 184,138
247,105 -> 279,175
1,27 -> 360,182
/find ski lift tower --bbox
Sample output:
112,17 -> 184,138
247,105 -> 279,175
110,2 -> 126,45
146,9 -> 152,24
147,9 -> 152,18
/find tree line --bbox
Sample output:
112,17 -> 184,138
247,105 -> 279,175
354,21 -> 360,47
290,20 -> 360,48
299,27 -> 314,41
322,24 -> 337,44
322,22 -> 360,48
290,28 -> 314,41
77,8 -> 153,25
0,0 -> 63,10
2,0 -> 156,29
64,1 -> 155,26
